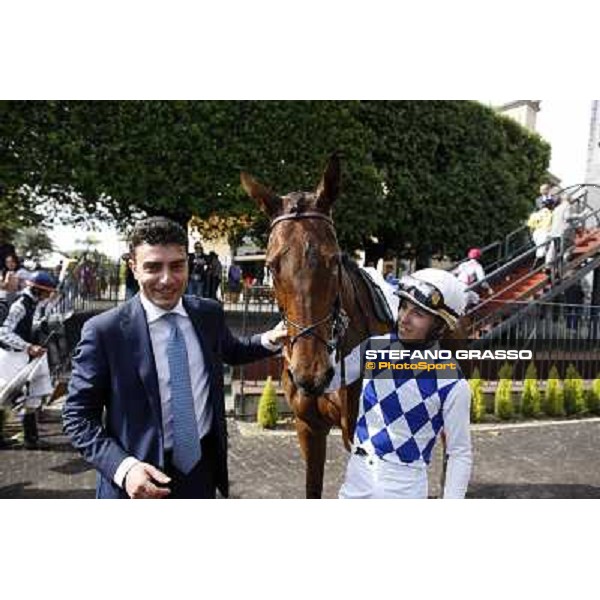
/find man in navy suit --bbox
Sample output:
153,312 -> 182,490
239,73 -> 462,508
63,217 -> 285,499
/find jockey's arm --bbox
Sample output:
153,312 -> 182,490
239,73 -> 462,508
325,343 -> 364,392
442,379 -> 473,499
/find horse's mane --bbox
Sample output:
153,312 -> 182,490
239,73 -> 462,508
340,252 -> 361,274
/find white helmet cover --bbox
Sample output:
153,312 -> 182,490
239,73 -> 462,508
396,268 -> 467,330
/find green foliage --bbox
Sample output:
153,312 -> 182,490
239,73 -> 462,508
521,362 -> 541,417
257,376 -> 278,429
0,189 -> 45,242
563,364 -> 587,416
468,367 -> 486,422
494,362 -> 514,420
544,365 -> 565,417
13,227 -> 54,262
357,101 -> 550,264
586,374 -> 600,415
1,101 -> 550,260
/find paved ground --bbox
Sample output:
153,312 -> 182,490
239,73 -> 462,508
2,402 -> 600,498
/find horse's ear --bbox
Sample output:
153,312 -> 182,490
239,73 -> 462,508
315,152 -> 340,212
241,172 -> 282,218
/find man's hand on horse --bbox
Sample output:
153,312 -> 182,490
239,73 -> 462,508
265,321 -> 289,347
27,345 -> 46,358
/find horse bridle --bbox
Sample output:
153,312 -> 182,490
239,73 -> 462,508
269,211 -> 349,358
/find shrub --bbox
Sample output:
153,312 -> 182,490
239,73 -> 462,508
494,362 -> 514,420
521,362 -> 541,417
586,374 -> 600,415
563,364 -> 586,416
469,367 -> 486,423
257,376 -> 279,429
544,365 -> 565,417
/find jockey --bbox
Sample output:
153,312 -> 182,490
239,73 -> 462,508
0,270 -> 57,449
454,248 -> 493,299
327,268 -> 472,499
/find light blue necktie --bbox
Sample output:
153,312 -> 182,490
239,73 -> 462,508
164,313 -> 201,474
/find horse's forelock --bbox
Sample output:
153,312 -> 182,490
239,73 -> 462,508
282,191 -> 320,215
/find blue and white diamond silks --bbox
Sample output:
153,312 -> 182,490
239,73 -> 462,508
354,333 -> 463,465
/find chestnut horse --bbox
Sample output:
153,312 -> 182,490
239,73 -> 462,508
241,154 -> 392,498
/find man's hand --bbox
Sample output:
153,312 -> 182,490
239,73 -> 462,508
124,462 -> 171,499
264,321 -> 288,346
27,345 -> 46,358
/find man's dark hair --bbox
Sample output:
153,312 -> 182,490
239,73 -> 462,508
129,217 -> 188,256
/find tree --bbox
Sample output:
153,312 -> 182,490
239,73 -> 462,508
1,101 -> 550,261
494,362 -> 514,420
0,101 -> 381,232
587,374 -> 600,415
468,367 -> 486,423
357,101 -> 550,266
521,362 -> 541,417
0,189 -> 45,243
13,227 -> 54,263
544,365 -> 565,417
257,376 -> 278,429
563,364 -> 586,416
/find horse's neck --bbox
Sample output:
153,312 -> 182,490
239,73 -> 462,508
340,263 -> 389,353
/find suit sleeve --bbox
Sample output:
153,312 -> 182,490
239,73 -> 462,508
217,307 -> 278,366
62,319 -> 129,482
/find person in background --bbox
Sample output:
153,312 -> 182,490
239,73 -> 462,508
227,262 -> 243,303
535,183 -> 557,210
187,242 -> 206,297
454,248 -> 493,299
0,253 -> 28,304
122,253 -> 140,300
0,271 -> 57,449
545,194 -> 578,276
527,204 -> 553,270
384,265 -> 399,288
204,251 -> 222,300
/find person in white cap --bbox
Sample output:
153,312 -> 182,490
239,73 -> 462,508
0,270 -> 57,449
327,268 -> 472,499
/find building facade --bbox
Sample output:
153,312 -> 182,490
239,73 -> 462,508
585,100 -> 600,211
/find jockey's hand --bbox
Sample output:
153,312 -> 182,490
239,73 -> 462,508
264,321 -> 288,347
27,345 -> 46,358
124,462 -> 171,499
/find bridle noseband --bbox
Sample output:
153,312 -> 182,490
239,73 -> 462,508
269,211 -> 349,358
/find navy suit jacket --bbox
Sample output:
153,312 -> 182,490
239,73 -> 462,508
63,294 -> 275,499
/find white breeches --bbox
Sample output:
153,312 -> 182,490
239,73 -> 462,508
532,230 -> 549,259
0,349 -> 53,409
339,453 -> 428,499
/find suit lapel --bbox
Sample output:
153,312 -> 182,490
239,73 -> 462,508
122,296 -> 163,428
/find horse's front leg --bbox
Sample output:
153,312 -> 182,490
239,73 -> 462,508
295,417 -> 328,499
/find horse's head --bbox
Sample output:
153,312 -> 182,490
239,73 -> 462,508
242,154 -> 343,397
